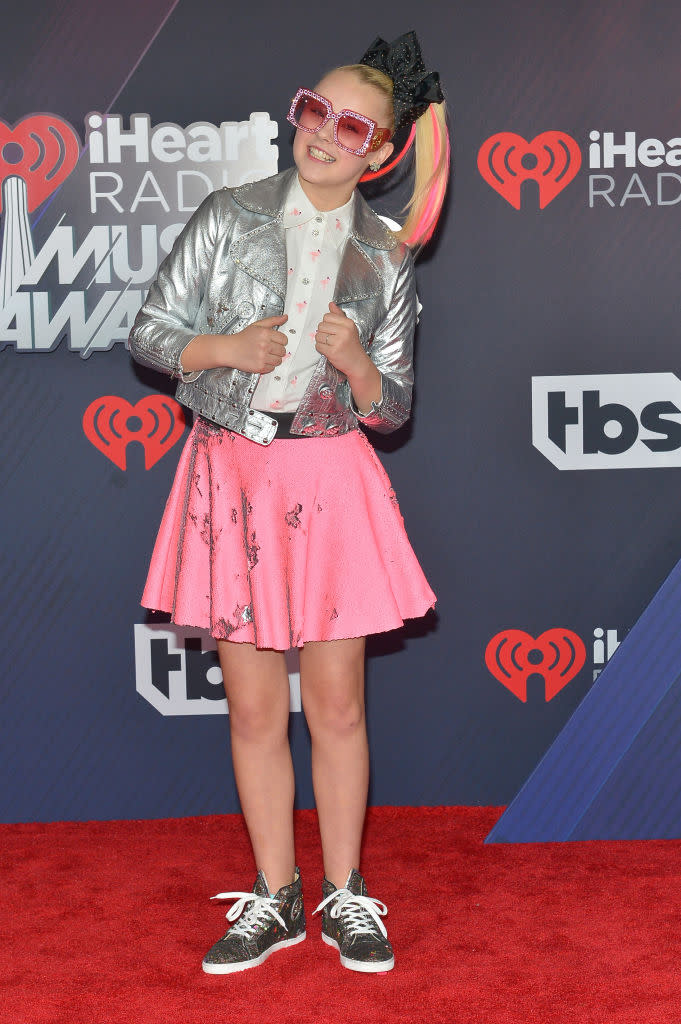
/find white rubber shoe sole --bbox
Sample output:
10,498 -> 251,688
202,930 -> 306,974
321,932 -> 395,972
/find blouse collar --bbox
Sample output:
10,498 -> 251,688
282,174 -> 354,248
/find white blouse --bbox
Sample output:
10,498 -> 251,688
250,174 -> 354,413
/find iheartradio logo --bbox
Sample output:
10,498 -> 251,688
485,629 -> 586,702
0,114 -> 79,214
477,132 -> 582,209
0,110 -> 278,356
0,115 -> 80,306
83,395 -> 185,470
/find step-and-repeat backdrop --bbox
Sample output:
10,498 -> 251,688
3,0 -> 681,823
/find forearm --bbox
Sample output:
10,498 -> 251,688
179,333 -> 232,372
127,189 -> 223,379
345,353 -> 383,415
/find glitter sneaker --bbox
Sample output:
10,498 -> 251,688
313,868 -> 394,972
202,866 -> 306,974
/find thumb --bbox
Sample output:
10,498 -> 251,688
257,313 -> 288,328
329,301 -> 344,315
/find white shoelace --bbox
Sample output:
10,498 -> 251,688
210,891 -> 288,938
312,888 -> 388,939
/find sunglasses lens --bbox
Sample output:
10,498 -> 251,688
337,113 -> 371,153
292,94 -> 327,131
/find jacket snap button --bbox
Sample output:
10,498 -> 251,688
318,385 -> 333,399
237,301 -> 254,317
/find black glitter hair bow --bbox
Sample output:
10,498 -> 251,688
358,30 -> 443,132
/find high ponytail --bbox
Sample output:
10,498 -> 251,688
334,63 -> 450,253
397,100 -> 449,252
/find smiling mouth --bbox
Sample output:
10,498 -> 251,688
308,145 -> 335,164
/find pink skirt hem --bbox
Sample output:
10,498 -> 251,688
141,418 -> 437,651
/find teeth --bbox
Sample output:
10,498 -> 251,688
309,146 -> 334,163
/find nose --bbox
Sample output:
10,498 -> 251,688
315,119 -> 335,145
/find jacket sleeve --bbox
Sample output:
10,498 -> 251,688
348,243 -> 417,433
127,189 -> 223,382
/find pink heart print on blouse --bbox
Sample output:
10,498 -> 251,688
0,114 -> 80,212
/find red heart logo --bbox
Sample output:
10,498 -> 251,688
83,395 -> 186,470
485,628 -> 586,702
0,114 -> 80,213
477,132 -> 582,209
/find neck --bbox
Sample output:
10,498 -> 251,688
296,172 -> 354,212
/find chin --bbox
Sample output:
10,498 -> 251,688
296,152 -> 354,187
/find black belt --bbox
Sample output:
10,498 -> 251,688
267,412 -> 299,439
202,411 -> 342,440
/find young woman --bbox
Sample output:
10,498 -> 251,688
128,31 -> 449,974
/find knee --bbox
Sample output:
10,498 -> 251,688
304,686 -> 365,738
227,695 -> 287,744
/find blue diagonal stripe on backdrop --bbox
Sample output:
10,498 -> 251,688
486,553 -> 681,843
0,0 -> 180,123
0,0 -> 181,231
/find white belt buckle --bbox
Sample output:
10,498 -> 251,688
242,409 -> 278,445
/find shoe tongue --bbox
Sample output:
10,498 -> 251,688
344,869 -> 367,896
253,870 -> 271,898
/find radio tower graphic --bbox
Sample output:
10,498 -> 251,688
0,115 -> 80,312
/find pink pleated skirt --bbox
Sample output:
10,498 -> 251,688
141,417 -> 437,650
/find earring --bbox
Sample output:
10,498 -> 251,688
369,161 -> 381,172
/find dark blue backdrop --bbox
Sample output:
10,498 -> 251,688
3,0 -> 681,824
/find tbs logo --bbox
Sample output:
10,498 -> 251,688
134,624 -> 301,716
532,373 -> 681,470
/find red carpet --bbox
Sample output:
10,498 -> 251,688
2,805 -> 681,1024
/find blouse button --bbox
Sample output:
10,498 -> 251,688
315,215 -> 323,222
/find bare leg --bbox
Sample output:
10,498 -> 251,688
299,637 -> 368,890
217,640 -> 296,895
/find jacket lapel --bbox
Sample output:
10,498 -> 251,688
333,186 -> 396,305
227,166 -> 398,305
333,238 -> 382,304
227,220 -> 288,301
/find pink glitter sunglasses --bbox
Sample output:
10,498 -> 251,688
287,88 -> 392,157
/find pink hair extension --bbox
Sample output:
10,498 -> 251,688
404,105 -> 449,247
359,123 -> 416,183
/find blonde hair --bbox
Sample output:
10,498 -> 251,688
334,63 -> 450,253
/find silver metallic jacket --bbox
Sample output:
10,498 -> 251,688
128,166 -> 417,444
